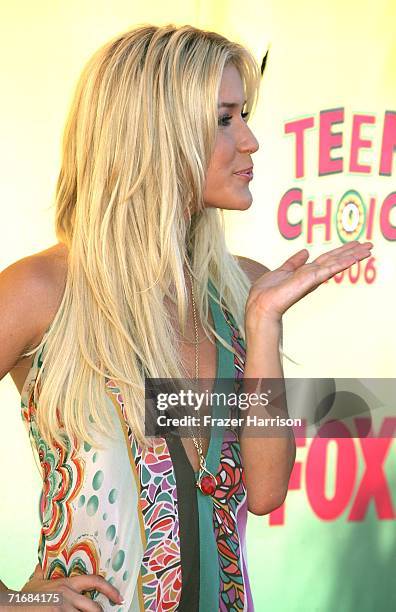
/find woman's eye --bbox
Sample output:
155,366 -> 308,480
218,114 -> 233,127
218,111 -> 250,127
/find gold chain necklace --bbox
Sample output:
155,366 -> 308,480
186,270 -> 217,496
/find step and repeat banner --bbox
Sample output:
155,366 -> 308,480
1,1 -> 395,610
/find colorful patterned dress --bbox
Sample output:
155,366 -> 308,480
20,281 -> 254,611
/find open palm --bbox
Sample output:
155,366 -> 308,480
245,240 -> 373,324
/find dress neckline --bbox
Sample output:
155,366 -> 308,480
171,279 -> 235,479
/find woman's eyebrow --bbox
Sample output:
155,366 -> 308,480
218,99 -> 247,109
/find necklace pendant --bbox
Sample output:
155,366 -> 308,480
196,465 -> 217,496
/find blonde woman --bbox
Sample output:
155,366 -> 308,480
0,24 -> 372,611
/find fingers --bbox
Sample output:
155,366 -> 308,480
20,571 -> 119,611
303,241 -> 373,285
324,244 -> 372,273
332,247 -> 372,271
277,249 -> 309,273
59,587 -> 103,611
66,574 -> 122,606
311,247 -> 372,286
276,241 -> 373,276
313,240 -> 373,265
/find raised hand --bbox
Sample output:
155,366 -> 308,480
245,240 -> 373,327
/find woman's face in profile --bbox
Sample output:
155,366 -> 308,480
203,62 -> 259,211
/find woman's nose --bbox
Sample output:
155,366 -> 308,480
239,125 -> 259,154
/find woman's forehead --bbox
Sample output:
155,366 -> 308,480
218,64 -> 245,106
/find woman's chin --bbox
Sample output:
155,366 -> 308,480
228,195 -> 253,211
203,194 -> 253,211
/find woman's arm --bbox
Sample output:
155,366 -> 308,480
236,242 -> 373,515
236,256 -> 294,515
242,317 -> 294,515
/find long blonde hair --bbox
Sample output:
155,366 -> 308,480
23,24 -> 262,452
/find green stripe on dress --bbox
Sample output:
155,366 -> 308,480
197,281 -> 235,612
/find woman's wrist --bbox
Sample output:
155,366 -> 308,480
245,315 -> 282,348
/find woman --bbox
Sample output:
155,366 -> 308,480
0,24 -> 372,611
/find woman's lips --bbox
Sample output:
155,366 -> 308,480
234,170 -> 253,180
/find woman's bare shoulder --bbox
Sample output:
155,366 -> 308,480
0,243 -> 68,390
18,242 -> 69,346
235,255 -> 270,283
